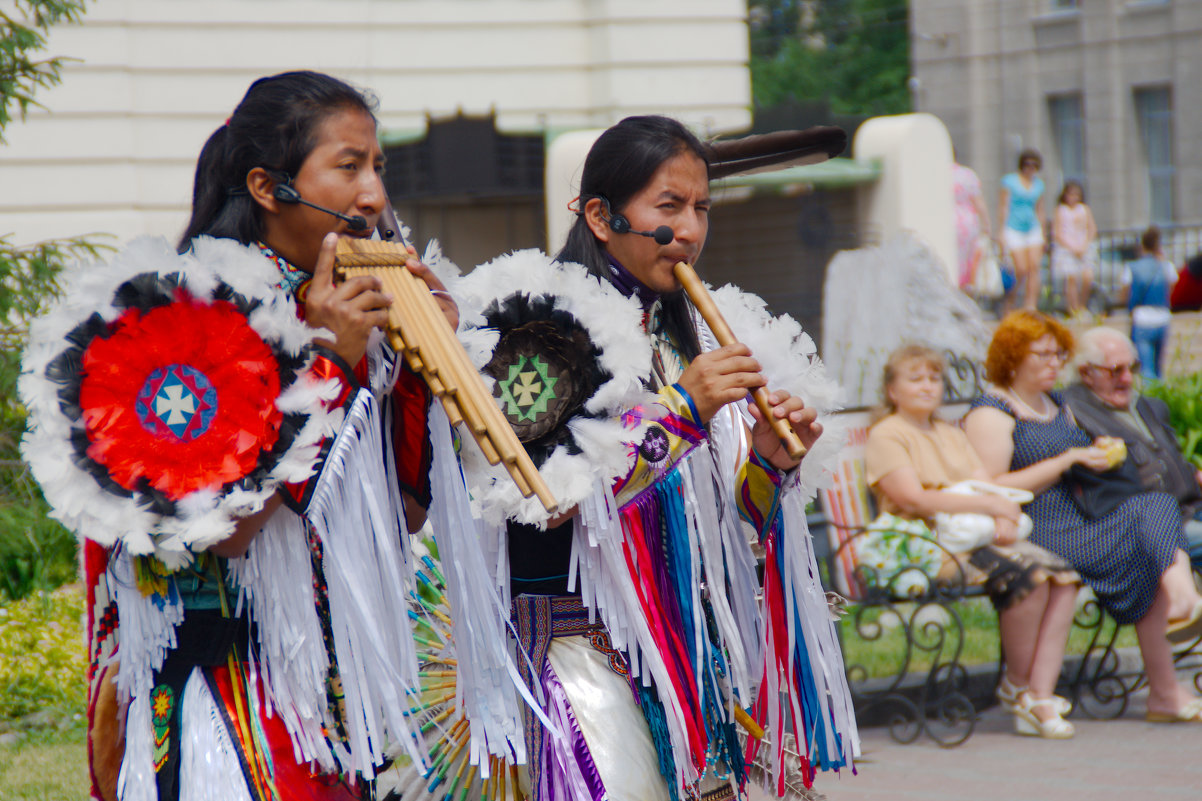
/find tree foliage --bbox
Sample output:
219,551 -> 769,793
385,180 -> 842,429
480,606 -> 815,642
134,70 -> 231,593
749,0 -> 911,117
1,0 -> 98,459
1,1 -> 97,600
0,0 -> 87,140
1,240 -> 103,451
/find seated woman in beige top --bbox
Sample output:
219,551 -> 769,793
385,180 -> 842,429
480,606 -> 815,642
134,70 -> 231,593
865,345 -> 1080,739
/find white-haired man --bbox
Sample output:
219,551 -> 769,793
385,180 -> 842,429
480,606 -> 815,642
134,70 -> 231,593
1064,327 -> 1202,563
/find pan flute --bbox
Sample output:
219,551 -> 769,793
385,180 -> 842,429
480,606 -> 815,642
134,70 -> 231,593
334,238 -> 557,512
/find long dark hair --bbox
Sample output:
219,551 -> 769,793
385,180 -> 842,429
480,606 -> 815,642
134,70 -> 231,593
178,71 -> 376,251
555,115 -> 710,362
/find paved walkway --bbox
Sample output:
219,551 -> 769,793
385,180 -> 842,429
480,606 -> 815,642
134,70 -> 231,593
809,689 -> 1202,801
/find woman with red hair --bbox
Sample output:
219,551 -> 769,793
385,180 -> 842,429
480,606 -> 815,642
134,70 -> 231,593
965,311 -> 1202,729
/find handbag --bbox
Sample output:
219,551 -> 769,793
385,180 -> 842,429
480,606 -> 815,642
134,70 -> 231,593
969,236 -> 1004,299
1064,458 -> 1144,520
1000,258 -> 1016,293
934,481 -> 1034,554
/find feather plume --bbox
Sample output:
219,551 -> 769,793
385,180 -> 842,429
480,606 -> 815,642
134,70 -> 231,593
707,127 -> 847,180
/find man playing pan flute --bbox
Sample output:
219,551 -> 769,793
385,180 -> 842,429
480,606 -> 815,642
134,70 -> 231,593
447,115 -> 860,801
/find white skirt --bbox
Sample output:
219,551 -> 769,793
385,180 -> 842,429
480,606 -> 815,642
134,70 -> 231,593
1051,244 -> 1096,279
544,635 -> 672,801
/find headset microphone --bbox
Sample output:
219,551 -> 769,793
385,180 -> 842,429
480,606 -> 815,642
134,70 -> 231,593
273,183 -> 368,231
645,225 -> 676,246
607,211 -> 675,245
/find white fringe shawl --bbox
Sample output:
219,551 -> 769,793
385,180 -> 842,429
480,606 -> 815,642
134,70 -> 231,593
178,667 -> 255,801
569,482 -> 693,789
114,545 -> 185,801
300,388 -> 426,777
19,236 -> 338,567
700,286 -> 858,772
567,440 -> 765,789
226,505 -> 336,771
565,282 -> 857,788
266,384 -> 546,781
449,255 -> 856,786
425,403 -> 545,771
777,475 -> 860,771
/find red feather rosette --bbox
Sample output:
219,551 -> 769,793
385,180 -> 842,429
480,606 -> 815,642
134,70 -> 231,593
20,237 -> 334,562
78,292 -> 283,500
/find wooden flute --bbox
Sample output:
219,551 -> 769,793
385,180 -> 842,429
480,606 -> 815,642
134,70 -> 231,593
672,260 -> 808,461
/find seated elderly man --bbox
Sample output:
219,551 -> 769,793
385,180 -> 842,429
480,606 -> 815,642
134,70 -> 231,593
1064,326 -> 1202,564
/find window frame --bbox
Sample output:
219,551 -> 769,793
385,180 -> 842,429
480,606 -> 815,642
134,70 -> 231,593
1048,92 -> 1087,191
1133,86 -> 1175,225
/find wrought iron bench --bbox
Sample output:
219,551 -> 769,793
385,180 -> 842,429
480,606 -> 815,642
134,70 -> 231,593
816,403 -> 985,747
812,351 -> 1202,746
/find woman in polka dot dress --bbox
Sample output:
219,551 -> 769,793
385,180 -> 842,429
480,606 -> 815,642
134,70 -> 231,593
965,311 -> 1202,728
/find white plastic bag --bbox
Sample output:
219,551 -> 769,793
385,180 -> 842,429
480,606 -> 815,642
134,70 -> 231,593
969,236 -> 1003,299
934,480 -> 1034,554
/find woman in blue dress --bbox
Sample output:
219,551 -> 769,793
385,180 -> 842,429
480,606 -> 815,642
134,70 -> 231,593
965,311 -> 1202,728
998,149 -> 1046,312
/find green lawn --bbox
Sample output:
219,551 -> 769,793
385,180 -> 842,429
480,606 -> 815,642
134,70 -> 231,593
0,727 -> 87,801
839,595 -> 1139,680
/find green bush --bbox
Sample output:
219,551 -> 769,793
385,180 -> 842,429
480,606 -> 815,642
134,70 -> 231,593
0,585 -> 86,729
0,463 -> 77,602
0,236 -> 104,602
1143,372 -> 1202,469
0,496 -> 76,602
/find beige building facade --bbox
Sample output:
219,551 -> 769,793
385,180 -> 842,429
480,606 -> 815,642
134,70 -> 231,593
0,0 -> 751,249
910,0 -> 1201,233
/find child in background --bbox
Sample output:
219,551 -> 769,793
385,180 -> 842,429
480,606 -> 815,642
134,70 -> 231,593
1122,226 -> 1177,379
1050,180 -> 1097,318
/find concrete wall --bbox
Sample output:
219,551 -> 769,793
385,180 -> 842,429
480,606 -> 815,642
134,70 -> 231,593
911,0 -> 1202,232
0,0 -> 751,247
853,113 -> 956,283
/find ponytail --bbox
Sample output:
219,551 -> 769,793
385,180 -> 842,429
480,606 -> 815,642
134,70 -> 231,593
179,125 -> 257,249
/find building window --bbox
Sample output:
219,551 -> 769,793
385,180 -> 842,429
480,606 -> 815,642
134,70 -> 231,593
1048,94 -> 1085,189
1134,87 -> 1174,224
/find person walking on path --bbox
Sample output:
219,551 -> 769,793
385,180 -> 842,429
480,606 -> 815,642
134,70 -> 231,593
954,159 -> 992,291
998,149 -> 1047,312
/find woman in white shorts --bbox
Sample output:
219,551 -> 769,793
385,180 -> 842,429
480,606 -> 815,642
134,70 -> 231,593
999,149 -> 1047,311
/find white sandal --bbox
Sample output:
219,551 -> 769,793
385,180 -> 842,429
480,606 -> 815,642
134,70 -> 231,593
996,675 -> 1024,711
1012,694 -> 1075,739
997,675 -> 1072,716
